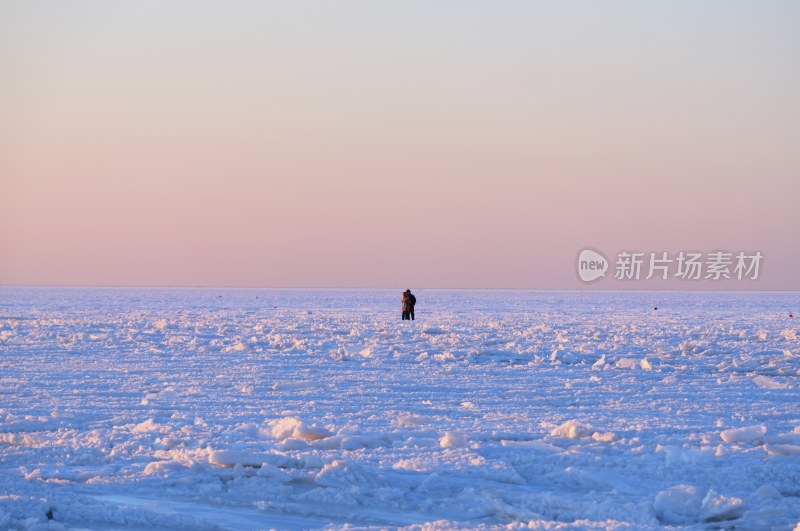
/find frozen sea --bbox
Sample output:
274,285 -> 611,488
1,287 -> 799,530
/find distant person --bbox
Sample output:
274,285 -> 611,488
401,291 -> 410,320
405,289 -> 416,320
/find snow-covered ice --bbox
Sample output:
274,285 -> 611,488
1,288 -> 799,530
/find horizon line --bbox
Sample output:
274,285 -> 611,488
1,283 -> 798,294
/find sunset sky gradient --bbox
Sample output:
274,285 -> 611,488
2,1 -> 799,289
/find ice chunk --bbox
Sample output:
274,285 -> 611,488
754,484 -> 782,500
433,351 -> 457,362
654,485 -> 704,524
140,387 -> 179,406
440,431 -> 469,448
720,425 -> 766,444
268,417 -> 332,441
402,436 -> 439,448
255,463 -> 292,482
550,420 -> 593,439
653,486 -> 743,524
662,445 -> 712,467
394,413 -> 433,427
592,431 -> 617,443
0,433 -> 43,446
269,417 -> 303,440
764,443 -> 800,456
614,357 -> 645,370
500,439 -> 562,453
699,489 -> 745,522
271,381 -> 320,391
753,375 -> 791,389
393,458 -> 432,472
209,450 -> 299,468
143,460 -> 186,475
132,419 -> 163,433
293,424 -> 334,441
223,342 -> 247,352
277,438 -> 309,451
314,460 -> 386,489
339,434 -> 392,450
551,350 -> 585,364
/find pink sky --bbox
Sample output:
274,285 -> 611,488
1,2 -> 799,289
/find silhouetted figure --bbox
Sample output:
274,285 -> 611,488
401,289 -> 417,320
407,289 -> 416,320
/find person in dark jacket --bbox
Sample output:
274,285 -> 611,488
405,289 -> 416,320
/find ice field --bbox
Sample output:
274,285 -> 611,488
1,287 -> 799,530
